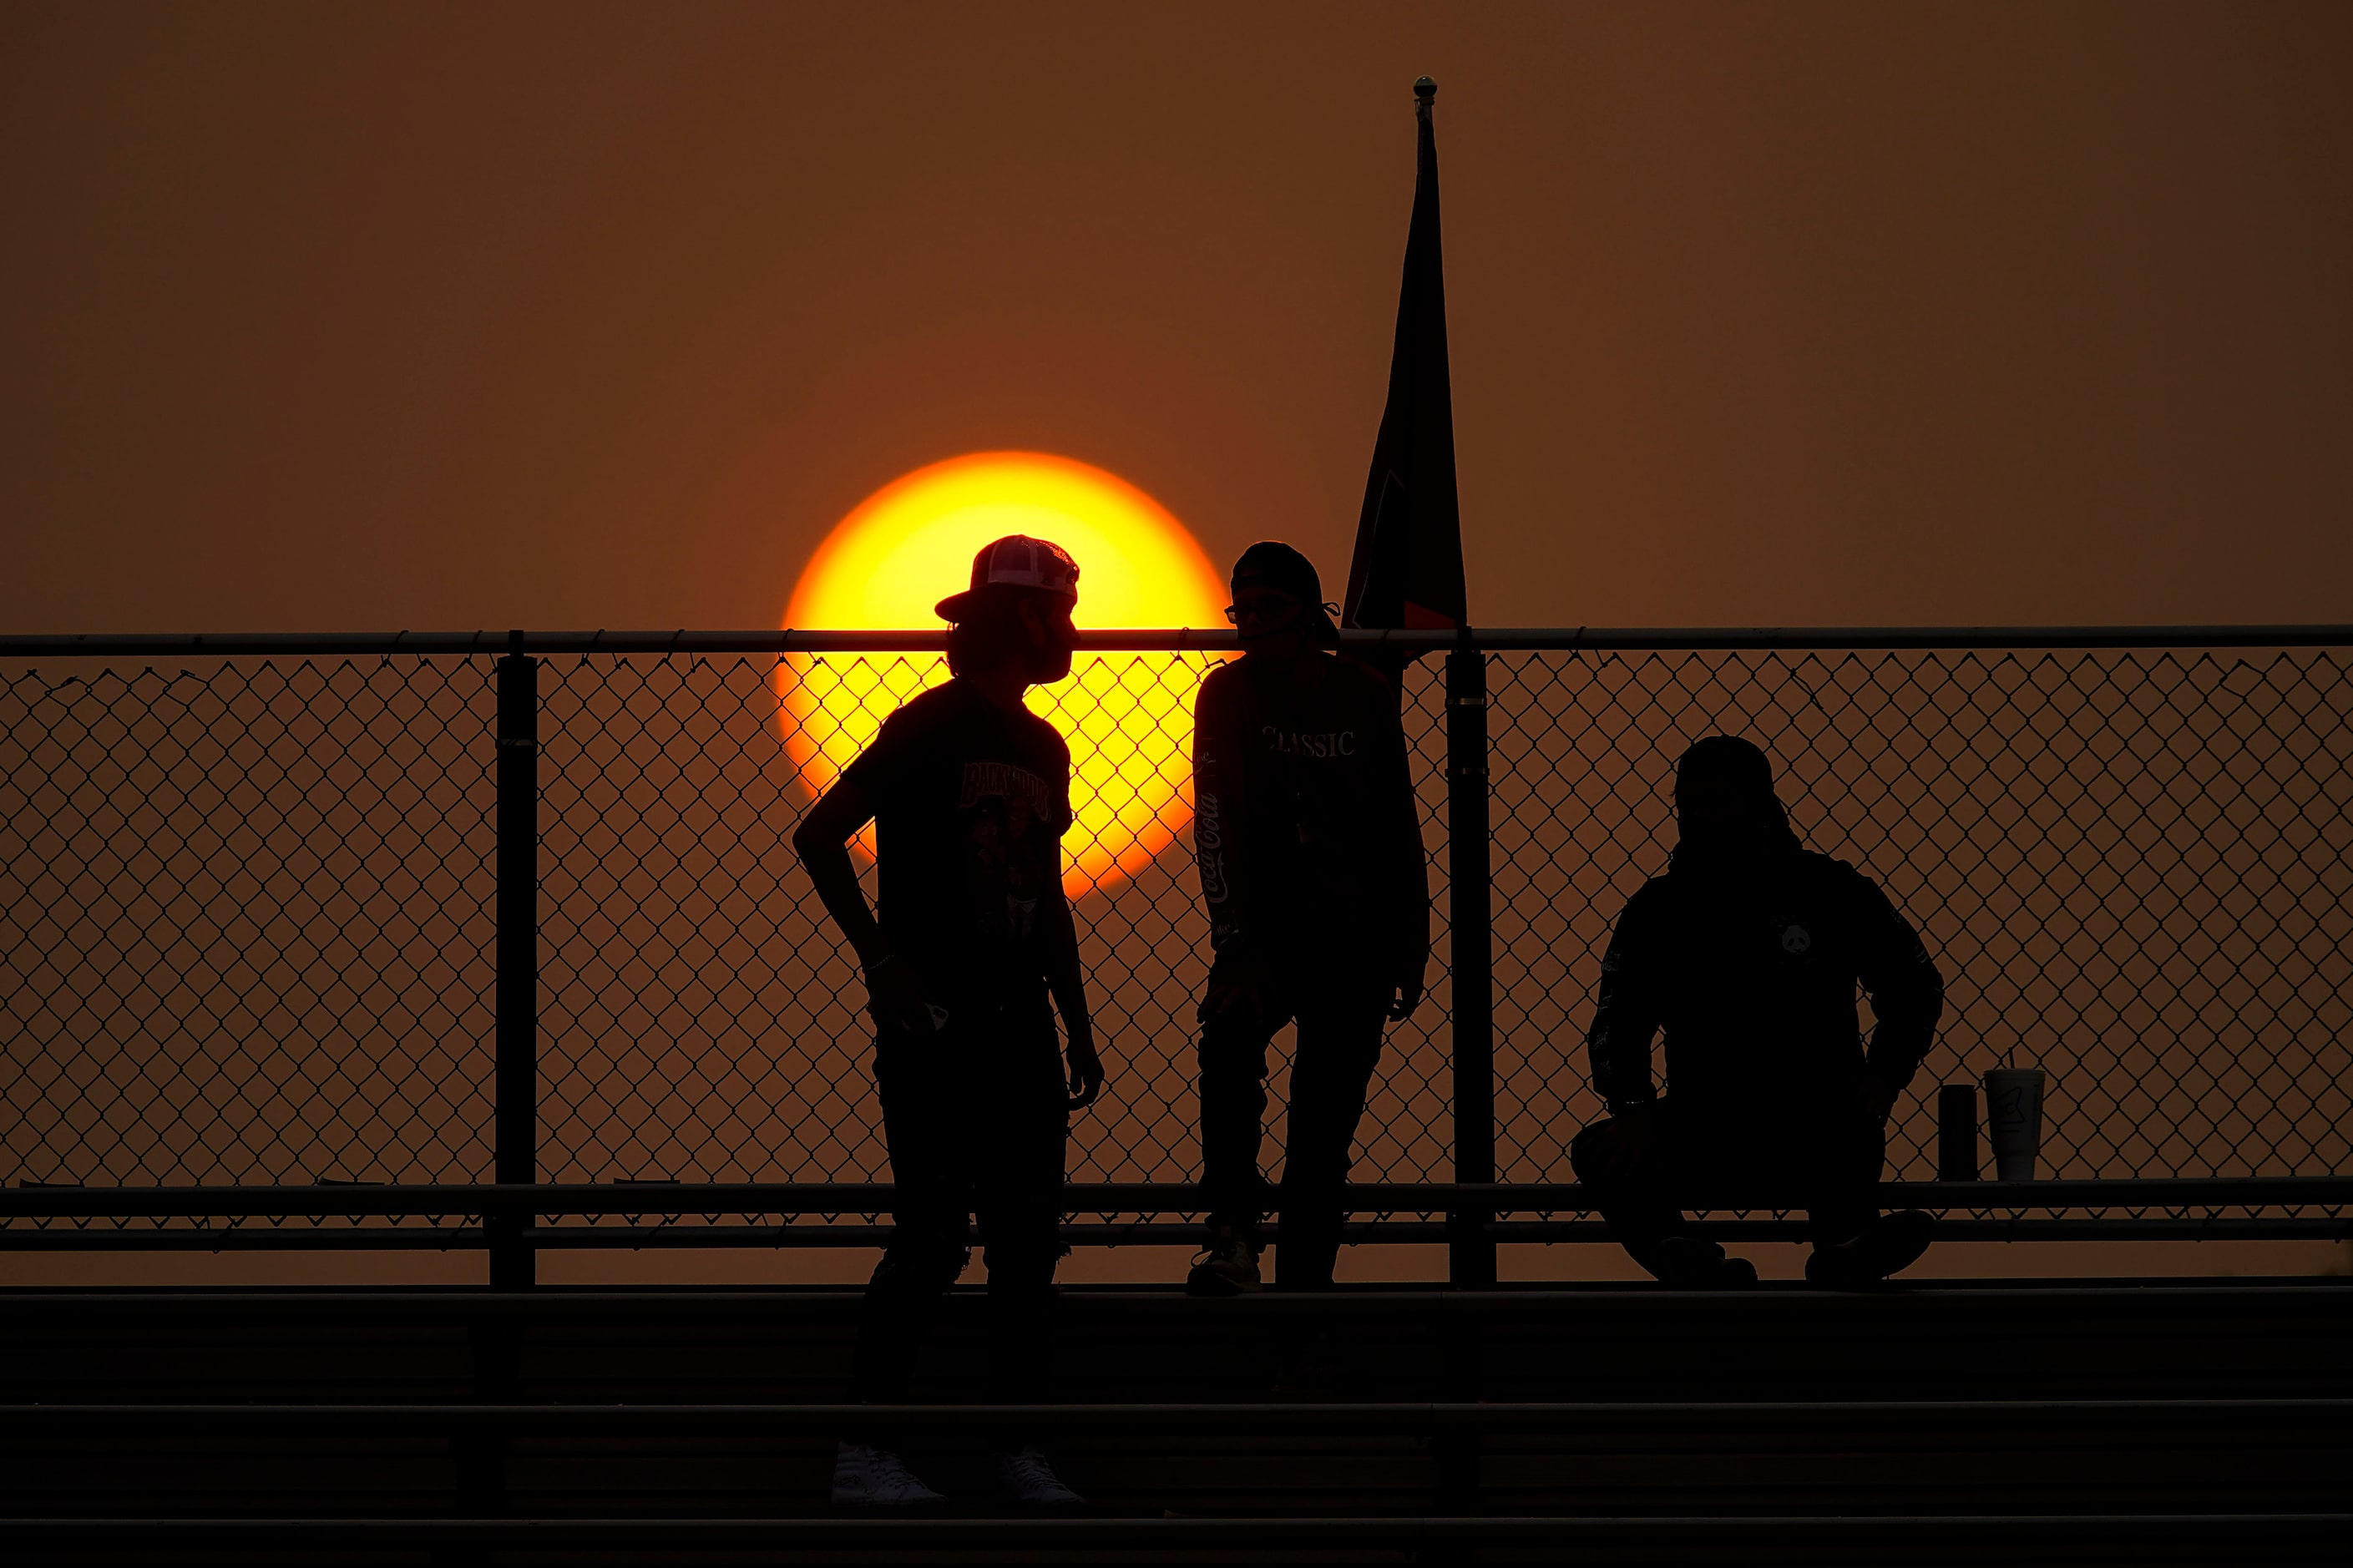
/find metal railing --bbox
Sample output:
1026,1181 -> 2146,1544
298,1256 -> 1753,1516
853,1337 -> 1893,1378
4,627 -> 2349,1282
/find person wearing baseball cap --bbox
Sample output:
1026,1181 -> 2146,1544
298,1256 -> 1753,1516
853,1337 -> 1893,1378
1184,541 -> 1430,1296
794,534 -> 1100,1507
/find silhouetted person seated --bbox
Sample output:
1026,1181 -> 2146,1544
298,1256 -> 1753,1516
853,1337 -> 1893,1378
1571,736 -> 1945,1288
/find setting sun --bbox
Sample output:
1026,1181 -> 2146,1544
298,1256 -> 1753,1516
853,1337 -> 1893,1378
780,452 -> 1228,898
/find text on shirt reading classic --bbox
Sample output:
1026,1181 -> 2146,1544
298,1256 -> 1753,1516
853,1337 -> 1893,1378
1260,726 -> 1357,758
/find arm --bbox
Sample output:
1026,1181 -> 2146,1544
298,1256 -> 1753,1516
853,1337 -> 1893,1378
1586,894 -> 1664,1113
1850,873 -> 1946,1116
1039,741 -> 1102,1108
1192,672 -> 1252,953
1193,673 -> 1267,1023
1038,880 -> 1103,1109
790,777 -> 934,1038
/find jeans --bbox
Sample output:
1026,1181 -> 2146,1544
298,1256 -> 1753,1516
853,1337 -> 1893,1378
1569,1094 -> 1885,1263
1196,944 -> 1391,1289
851,997 -> 1067,1409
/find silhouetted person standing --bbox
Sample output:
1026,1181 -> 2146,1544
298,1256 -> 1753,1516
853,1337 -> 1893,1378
794,536 -> 1104,1506
1187,542 -> 1429,1294
1571,736 -> 1944,1287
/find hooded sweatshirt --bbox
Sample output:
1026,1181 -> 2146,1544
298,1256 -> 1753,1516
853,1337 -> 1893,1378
1586,807 -> 1944,1120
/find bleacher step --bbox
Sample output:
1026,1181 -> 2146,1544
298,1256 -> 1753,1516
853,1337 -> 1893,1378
5,1282 -> 2346,1562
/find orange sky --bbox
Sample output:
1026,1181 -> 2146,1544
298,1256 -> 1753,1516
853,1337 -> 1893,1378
3,1 -> 2350,634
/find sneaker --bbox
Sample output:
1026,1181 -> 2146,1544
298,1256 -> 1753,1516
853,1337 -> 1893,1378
1185,1230 -> 1263,1296
1714,1255 -> 1762,1287
829,1440 -> 944,1507
995,1443 -> 1085,1507
1806,1210 -> 1935,1288
1641,1235 -> 1758,1288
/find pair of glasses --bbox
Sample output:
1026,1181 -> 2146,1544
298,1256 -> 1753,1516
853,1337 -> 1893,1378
1223,597 -> 1300,625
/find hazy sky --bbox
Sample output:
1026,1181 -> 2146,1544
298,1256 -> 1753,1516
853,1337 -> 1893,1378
5,1 -> 2349,633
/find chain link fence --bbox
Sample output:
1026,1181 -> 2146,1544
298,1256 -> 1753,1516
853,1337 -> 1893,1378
3,656 -> 498,1191
3,634 -> 2348,1244
1489,646 -> 2353,1189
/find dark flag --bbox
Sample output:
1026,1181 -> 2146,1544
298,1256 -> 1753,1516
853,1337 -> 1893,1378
1343,75 -> 1467,680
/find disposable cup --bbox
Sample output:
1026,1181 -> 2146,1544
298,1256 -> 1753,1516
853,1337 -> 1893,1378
1983,1068 -> 2046,1182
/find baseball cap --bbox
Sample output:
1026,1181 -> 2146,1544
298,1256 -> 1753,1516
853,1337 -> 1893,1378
1229,540 -> 1340,646
934,534 -> 1081,622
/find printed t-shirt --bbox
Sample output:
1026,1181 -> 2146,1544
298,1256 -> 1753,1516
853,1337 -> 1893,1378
841,678 -> 1073,1009
1190,653 -> 1428,969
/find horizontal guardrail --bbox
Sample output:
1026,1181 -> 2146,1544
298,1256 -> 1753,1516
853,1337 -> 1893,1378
6,1219 -> 2347,1251
6,1177 -> 2349,1218
12,1398 -> 2348,1435
0,1515 -> 2344,1551
6,1181 -> 2343,1249
5,623 -> 2351,657
2,1281 -> 2341,1320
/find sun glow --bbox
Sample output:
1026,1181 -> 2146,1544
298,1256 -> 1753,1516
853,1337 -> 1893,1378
781,452 -> 1228,898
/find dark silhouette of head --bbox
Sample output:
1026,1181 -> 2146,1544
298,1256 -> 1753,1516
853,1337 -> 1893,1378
1672,735 -> 1796,862
938,535 -> 1080,684
1228,541 -> 1340,649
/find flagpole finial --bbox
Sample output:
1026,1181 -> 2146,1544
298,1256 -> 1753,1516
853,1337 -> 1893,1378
1414,76 -> 1438,104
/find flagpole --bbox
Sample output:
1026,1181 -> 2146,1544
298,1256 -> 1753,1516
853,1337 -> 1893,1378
1399,74 -> 1495,1295
1343,72 -> 1493,1291
1446,629 -> 1495,1293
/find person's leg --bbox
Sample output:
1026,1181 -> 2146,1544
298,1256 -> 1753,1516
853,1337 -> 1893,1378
1803,1108 -> 1933,1285
851,1031 -> 969,1409
1572,1103 -> 1756,1287
1271,969 -> 1387,1291
1803,1109 -> 1882,1247
975,1012 -> 1068,1406
835,1029 -> 963,1506
1196,951 -> 1285,1242
1569,1113 -> 1682,1256
974,1006 -> 1084,1505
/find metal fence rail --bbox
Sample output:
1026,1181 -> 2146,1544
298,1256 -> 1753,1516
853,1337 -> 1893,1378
4,627 -> 2348,1280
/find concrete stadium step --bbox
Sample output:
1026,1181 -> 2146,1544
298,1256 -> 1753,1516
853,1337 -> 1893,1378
3,1512 -> 2350,1566
7,1399 -> 2349,1522
5,1281 -> 2347,1561
6,1278 -> 2350,1406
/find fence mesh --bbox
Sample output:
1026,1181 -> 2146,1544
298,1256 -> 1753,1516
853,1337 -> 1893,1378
531,651 -> 1457,1197
2,659 -> 497,1190
3,641 -> 2348,1234
1489,648 -> 2353,1185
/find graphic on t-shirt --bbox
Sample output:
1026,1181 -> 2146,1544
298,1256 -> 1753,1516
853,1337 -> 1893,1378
959,761 -> 1058,945
959,761 -> 1056,819
843,681 -> 1072,1004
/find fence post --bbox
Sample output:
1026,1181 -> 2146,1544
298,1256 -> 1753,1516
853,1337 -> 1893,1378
492,634 -> 539,1288
1445,640 -> 1496,1288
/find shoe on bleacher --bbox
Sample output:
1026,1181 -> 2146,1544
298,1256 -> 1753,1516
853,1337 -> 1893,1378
1642,1234 -> 1758,1288
1185,1229 -> 1263,1296
830,1440 -> 944,1507
1806,1210 -> 1936,1288
995,1443 -> 1085,1506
